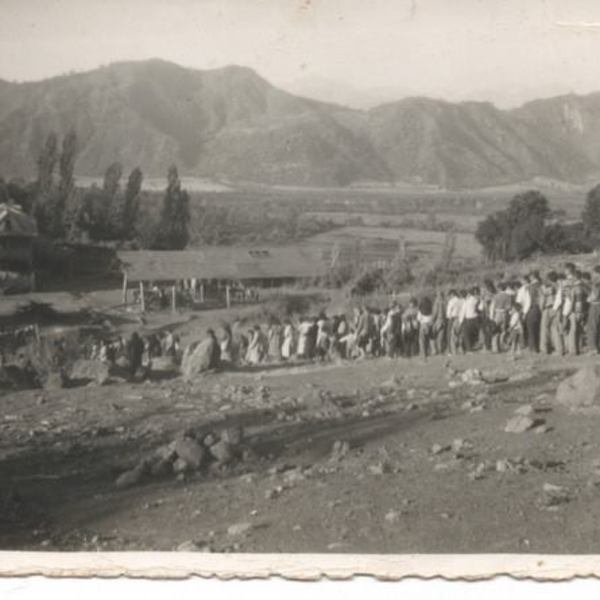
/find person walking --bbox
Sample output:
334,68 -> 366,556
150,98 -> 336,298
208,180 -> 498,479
417,294 -> 434,359
525,271 -> 542,352
126,331 -> 145,379
587,266 -> 600,354
490,282 -> 512,353
445,289 -> 462,355
459,287 -> 481,353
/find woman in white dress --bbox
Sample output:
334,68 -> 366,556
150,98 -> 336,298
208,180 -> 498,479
296,318 -> 312,359
281,321 -> 295,360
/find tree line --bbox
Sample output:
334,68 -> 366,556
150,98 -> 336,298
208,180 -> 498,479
475,187 -> 600,262
0,130 -> 190,250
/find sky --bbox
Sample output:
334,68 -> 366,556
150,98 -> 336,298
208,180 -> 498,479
2,0 -> 600,108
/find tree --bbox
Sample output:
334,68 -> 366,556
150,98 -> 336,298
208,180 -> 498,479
78,184 -> 111,241
103,161 -> 123,198
56,130 -> 78,239
123,167 -> 143,239
150,165 -> 190,249
475,190 -> 550,262
36,132 -> 58,197
582,183 -> 600,244
59,130 -> 77,198
33,132 -> 65,237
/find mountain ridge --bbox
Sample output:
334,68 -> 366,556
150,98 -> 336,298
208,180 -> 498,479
1,59 -> 599,189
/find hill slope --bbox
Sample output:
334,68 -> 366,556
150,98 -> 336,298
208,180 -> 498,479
1,59 -> 600,188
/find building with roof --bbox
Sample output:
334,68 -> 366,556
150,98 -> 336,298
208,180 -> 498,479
117,245 -> 331,310
0,203 -> 37,293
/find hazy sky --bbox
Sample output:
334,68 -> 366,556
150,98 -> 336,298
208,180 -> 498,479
2,0 -> 600,107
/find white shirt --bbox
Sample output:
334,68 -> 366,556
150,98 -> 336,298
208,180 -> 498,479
417,311 -> 433,325
446,296 -> 462,319
459,295 -> 480,322
516,285 -> 531,315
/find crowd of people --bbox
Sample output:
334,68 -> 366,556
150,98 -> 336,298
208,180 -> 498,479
217,262 -> 600,366
38,261 -> 600,384
88,330 -> 182,376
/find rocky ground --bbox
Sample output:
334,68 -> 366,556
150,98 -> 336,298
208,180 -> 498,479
2,350 -> 600,553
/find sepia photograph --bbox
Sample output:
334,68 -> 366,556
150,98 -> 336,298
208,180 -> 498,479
3,0 -> 600,566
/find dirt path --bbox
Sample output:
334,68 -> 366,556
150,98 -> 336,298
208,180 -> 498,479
2,352 -> 600,553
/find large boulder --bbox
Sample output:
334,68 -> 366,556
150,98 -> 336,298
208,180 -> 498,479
174,436 -> 207,470
70,359 -> 110,385
44,371 -> 67,390
151,356 -> 178,371
115,461 -> 148,489
149,356 -> 178,379
556,365 -> 600,410
181,338 -> 219,381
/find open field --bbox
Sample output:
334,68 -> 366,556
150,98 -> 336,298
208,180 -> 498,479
304,211 -> 483,233
2,333 -> 600,553
307,225 -> 481,267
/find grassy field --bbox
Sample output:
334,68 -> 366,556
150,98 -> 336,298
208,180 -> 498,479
307,225 -> 481,269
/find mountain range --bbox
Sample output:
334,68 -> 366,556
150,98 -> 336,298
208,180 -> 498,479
1,59 -> 600,189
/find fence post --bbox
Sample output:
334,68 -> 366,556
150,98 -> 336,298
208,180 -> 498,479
122,272 -> 128,305
139,281 -> 145,313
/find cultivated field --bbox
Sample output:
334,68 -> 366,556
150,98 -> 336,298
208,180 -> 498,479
307,225 -> 481,267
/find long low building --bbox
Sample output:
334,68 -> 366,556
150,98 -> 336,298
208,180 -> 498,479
117,245 -> 330,283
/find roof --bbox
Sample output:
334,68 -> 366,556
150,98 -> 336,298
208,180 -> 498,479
118,246 -> 330,282
0,203 -> 37,237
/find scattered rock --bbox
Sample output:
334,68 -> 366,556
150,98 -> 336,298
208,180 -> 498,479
172,457 -> 190,474
533,424 -> 551,434
299,389 -> 343,419
227,522 -> 253,536
431,443 -> 451,455
209,440 -> 236,465
330,440 -> 350,461
468,462 -> 489,481
496,458 -> 527,474
381,376 -> 403,389
539,483 -> 571,510
150,356 -> 178,377
70,359 -> 110,385
115,462 -> 148,489
504,415 -> 542,433
384,510 -> 401,523
221,425 -> 244,446
176,540 -> 212,552
202,432 -> 218,447
556,365 -> 600,410
174,436 -> 207,470
515,405 -> 534,417
44,371 -> 67,390
510,371 -> 534,383
369,462 -> 391,475
461,369 -> 483,385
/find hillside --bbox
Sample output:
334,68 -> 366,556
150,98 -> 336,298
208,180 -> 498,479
1,59 -> 600,188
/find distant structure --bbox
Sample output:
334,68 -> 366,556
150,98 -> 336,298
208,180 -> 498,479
0,202 -> 37,293
117,246 -> 329,311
